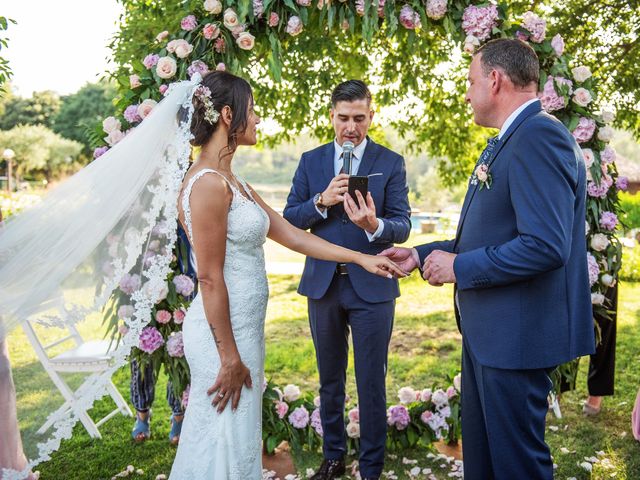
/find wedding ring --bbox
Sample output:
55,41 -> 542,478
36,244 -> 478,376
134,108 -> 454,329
218,392 -> 225,398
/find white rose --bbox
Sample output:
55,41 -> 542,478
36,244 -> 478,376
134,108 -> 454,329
166,39 -> 179,53
156,56 -> 177,79
137,99 -> 158,119
286,16 -> 304,36
104,129 -> 125,146
572,66 -> 592,83
590,233 -> 609,252
453,373 -> 461,392
223,8 -> 240,29
600,273 -> 614,287
601,109 -> 615,124
581,148 -> 595,168
129,74 -> 142,89
597,126 -> 614,143
398,387 -> 417,405
585,220 -> 590,236
283,384 -> 301,402
591,293 -> 605,305
475,164 -> 488,182
346,421 -> 360,438
463,35 -> 480,54
203,0 -> 222,14
420,388 -> 432,402
572,87 -> 592,107
313,396 -> 321,407
155,30 -> 169,42
174,40 -> 194,59
102,116 -> 121,134
236,31 -> 255,50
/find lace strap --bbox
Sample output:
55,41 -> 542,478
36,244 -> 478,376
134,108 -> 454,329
236,176 -> 256,202
181,168 -> 234,244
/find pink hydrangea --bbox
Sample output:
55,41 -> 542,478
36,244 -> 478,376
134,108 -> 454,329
288,406 -> 310,428
461,4 -> 499,41
93,146 -> 109,159
181,385 -> 190,409
124,105 -> 141,123
166,332 -> 185,357
386,405 -> 410,430
426,0 -> 447,20
173,308 -> 186,324
310,408 -> 323,436
616,176 -> 629,191
275,401 -> 289,419
181,15 -> 198,31
600,211 -> 618,231
214,38 -> 226,53
538,76 -> 572,112
587,181 -> 609,199
143,53 -> 160,69
422,411 -> 449,439
268,12 -> 279,27
188,60 -> 209,79
286,16 -> 303,36
601,146 -> 616,164
551,34 -> 564,56
521,11 -> 546,43
399,5 -> 421,30
173,274 -> 195,296
587,253 -> 599,286
572,117 -> 596,144
431,388 -> 449,407
253,0 -> 264,18
119,273 -> 142,295
155,309 -> 172,324
139,326 -> 164,353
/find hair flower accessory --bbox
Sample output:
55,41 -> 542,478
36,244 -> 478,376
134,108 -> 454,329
194,85 -> 220,125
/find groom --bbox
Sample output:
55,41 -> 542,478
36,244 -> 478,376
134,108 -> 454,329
284,80 -> 411,480
382,39 -> 594,478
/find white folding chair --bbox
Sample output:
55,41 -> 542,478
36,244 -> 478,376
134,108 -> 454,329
21,299 -> 132,439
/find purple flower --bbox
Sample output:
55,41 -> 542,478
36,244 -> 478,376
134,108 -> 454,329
601,146 -> 616,164
572,117 -> 596,144
93,146 -> 109,159
143,53 -> 160,69
422,411 -> 449,439
599,211 -> 618,231
187,60 -> 209,79
616,176 -> 629,191
181,14 -> 198,31
386,405 -> 410,430
425,0 -> 447,20
288,406 -> 310,429
124,105 -> 142,124
431,388 -> 449,407
166,332 -> 185,357
253,0 -> 264,18
138,326 -> 164,353
173,274 -> 195,296
462,4 -> 499,41
182,385 -> 190,409
587,253 -> 599,286
551,34 -> 564,56
399,5 -> 421,30
119,273 -> 142,295
311,408 -> 323,436
521,11 -> 546,43
587,181 -> 609,199
538,76 -> 572,112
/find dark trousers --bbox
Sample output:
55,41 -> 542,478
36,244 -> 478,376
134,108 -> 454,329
130,359 -> 183,415
308,274 -> 395,478
461,337 -> 554,480
587,286 -> 617,396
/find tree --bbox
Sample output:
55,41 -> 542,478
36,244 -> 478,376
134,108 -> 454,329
0,90 -> 61,130
0,16 -> 16,96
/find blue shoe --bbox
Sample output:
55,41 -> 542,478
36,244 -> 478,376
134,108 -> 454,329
131,410 -> 151,443
169,414 -> 183,445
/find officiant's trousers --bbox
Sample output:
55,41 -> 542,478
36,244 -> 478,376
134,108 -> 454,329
308,273 -> 395,478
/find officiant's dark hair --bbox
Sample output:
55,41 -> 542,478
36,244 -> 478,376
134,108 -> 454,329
331,80 -> 372,107
476,39 -> 539,88
189,71 -> 253,150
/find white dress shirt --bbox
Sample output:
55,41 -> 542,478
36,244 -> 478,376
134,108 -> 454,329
498,98 -> 539,139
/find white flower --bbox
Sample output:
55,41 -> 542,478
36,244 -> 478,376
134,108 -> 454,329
580,461 -> 593,472
204,0 -> 223,14
581,148 -> 595,168
572,66 -> 592,83
475,164 -> 489,182
283,384 -> 301,402
601,273 -> 615,287
590,233 -> 609,251
431,388 -> 449,407
601,108 -> 615,124
453,373 -> 461,392
585,220 -> 590,235
346,421 -> 360,438
313,395 -> 321,407
591,293 -> 605,305
463,35 -> 480,54
137,99 -> 158,119
409,466 -> 421,477
156,56 -> 177,79
223,8 -> 240,29
572,87 -> 592,107
398,386 -> 417,404
129,74 -> 141,89
174,40 -> 194,58
236,31 -> 256,50
597,126 -> 614,143
102,116 -> 121,134
104,129 -> 125,146
420,388 -> 432,402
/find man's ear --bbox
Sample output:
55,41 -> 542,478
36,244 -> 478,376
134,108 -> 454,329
329,108 -> 335,123
489,69 -> 503,94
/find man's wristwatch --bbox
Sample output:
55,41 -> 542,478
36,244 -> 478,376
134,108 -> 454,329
313,193 -> 327,210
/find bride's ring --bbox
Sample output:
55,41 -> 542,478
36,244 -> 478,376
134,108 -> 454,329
218,392 -> 225,398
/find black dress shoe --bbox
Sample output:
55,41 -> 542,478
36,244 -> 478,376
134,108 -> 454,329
310,459 -> 346,480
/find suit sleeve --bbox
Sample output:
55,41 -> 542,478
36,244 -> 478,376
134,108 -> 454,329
370,155 -> 412,245
415,240 -> 456,266
454,122 -> 578,291
283,153 -> 327,231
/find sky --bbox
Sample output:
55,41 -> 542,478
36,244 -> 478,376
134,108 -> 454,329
3,0 -> 124,97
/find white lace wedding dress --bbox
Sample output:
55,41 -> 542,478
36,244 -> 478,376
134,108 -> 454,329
169,169 -> 270,479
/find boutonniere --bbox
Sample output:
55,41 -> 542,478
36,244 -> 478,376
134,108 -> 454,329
470,163 -> 492,190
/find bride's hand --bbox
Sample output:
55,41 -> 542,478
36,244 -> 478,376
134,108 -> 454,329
357,253 -> 408,278
207,357 -> 253,413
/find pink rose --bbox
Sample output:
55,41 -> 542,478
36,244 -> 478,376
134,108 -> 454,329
216,62 -> 226,71
159,84 -> 169,95
268,12 -> 279,27
551,34 -> 564,56
286,16 -> 303,36
143,54 -> 160,69
275,401 -> 289,419
156,56 -> 178,79
236,31 -> 255,50
137,99 -> 158,119
223,8 -> 240,29
181,14 -> 198,31
203,0 -> 222,14
572,117 -> 596,144
581,148 -> 595,168
475,164 -> 489,182
105,129 -> 126,146
174,39 -> 194,58
187,60 -> 209,78
572,66 -> 592,83
118,324 -> 129,336
155,309 -> 172,324
102,116 -> 121,134
348,407 -> 359,423
214,38 -> 226,53
173,308 -> 186,324
118,304 -> 134,319
155,30 -> 169,42
572,87 -> 592,107
399,5 -> 420,30
202,23 -> 220,39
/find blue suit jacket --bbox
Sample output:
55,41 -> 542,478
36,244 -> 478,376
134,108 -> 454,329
284,138 -> 411,303
415,101 -> 595,369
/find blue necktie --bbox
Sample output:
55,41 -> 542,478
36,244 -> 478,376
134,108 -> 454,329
477,136 -> 499,166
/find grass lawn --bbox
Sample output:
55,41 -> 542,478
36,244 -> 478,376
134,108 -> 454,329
8,232 -> 640,479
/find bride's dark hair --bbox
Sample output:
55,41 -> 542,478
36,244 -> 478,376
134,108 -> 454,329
190,70 -> 253,150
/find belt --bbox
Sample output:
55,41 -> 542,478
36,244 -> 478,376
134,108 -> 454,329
336,263 -> 349,275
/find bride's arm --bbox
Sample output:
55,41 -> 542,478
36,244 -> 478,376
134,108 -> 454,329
188,175 -> 252,413
247,185 -> 406,278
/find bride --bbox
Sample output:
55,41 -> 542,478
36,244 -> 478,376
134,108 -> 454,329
169,71 -> 404,479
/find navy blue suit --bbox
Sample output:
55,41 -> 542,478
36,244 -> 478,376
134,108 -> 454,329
416,101 -> 594,478
284,138 -> 410,477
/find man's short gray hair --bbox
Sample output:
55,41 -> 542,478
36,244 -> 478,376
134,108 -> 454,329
476,38 -> 540,88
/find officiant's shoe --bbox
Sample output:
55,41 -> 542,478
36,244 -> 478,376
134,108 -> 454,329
310,459 -> 346,479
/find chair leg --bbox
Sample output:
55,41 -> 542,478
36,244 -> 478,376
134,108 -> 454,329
107,380 -> 133,417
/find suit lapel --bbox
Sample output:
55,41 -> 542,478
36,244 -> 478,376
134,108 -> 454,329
356,137 -> 380,177
454,101 -> 542,248
322,142 -> 336,184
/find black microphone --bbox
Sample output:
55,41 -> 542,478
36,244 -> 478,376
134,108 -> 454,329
342,141 -> 354,175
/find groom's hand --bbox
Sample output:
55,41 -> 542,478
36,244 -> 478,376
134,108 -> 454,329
344,190 -> 379,233
423,250 -> 457,286
378,246 -> 420,272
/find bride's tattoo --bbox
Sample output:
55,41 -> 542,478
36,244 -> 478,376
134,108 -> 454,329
209,324 -> 221,346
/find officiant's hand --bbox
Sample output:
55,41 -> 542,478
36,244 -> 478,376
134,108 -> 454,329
207,357 -> 253,413
321,173 -> 350,207
344,190 -> 379,233
423,250 -> 457,286
378,246 -> 420,273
